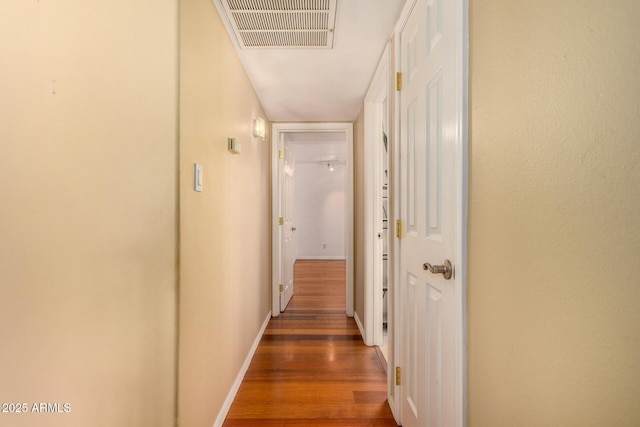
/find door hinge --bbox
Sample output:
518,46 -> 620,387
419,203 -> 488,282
396,367 -> 401,386
396,72 -> 403,91
278,150 -> 284,159
279,217 -> 284,225
279,284 -> 284,293
396,220 -> 403,239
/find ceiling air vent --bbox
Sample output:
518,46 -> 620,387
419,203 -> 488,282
221,0 -> 337,49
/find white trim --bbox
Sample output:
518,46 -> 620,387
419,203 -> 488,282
212,312 -> 271,427
389,12 -> 410,420
353,310 -> 366,342
458,0 -> 469,425
271,130 -> 281,315
363,43 -> 391,347
271,122 -> 354,318
389,4 -> 414,423
393,0 -> 418,34
296,256 -> 346,261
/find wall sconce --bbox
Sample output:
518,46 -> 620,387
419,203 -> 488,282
327,163 -> 334,172
253,117 -> 266,140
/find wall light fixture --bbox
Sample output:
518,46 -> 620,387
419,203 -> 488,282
253,117 -> 266,140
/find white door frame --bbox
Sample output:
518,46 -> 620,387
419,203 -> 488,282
363,43 -> 391,346
392,0 -> 468,424
365,42 -> 402,424
271,122 -> 354,318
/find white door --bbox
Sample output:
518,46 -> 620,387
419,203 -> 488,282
280,145 -> 295,311
399,0 -> 464,425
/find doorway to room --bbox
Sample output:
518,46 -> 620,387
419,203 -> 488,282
271,123 -> 354,318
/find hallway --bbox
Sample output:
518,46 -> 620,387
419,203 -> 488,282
223,260 -> 397,426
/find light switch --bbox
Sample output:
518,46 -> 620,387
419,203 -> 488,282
194,163 -> 203,192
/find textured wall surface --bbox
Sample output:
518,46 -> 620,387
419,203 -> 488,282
178,0 -> 272,425
468,1 -> 640,425
0,1 -> 178,426
353,109 -> 366,322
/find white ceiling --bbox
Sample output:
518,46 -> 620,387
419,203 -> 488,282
213,0 -> 406,122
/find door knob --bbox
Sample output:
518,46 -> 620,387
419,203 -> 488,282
291,227 -> 297,232
423,259 -> 453,280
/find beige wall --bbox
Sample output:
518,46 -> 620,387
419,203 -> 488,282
468,1 -> 640,425
178,0 -> 272,425
0,1 -> 178,426
353,109 -> 366,321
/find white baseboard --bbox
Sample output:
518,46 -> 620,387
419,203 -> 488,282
213,311 -> 271,427
296,256 -> 346,260
353,311 -> 367,345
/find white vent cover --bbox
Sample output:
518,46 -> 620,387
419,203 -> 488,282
221,0 -> 337,49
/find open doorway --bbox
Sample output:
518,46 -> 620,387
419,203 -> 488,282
289,135 -> 346,262
363,43 -> 391,355
271,123 -> 354,318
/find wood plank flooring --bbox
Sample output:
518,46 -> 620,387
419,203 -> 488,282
224,260 -> 398,426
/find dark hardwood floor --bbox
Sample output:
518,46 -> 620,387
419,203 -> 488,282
223,260 -> 398,426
